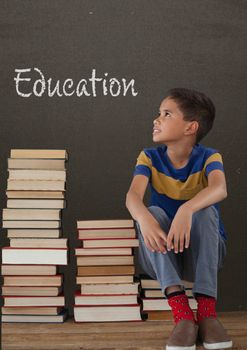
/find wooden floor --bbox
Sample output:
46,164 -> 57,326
2,311 -> 247,350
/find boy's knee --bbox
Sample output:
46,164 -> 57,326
148,205 -> 169,221
191,206 -> 219,241
192,206 -> 218,224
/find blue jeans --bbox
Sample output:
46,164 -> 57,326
136,205 -> 227,299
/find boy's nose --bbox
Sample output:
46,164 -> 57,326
153,116 -> 160,125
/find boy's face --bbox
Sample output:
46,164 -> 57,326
153,97 -> 193,144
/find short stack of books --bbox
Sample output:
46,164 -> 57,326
140,276 -> 197,321
74,219 -> 142,322
1,149 -> 68,323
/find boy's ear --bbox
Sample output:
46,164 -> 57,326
184,121 -> 199,136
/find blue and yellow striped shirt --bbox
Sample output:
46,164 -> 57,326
133,143 -> 227,240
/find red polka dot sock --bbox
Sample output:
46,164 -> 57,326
195,293 -> 217,323
167,291 -> 196,324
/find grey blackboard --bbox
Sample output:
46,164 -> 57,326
1,0 -> 247,316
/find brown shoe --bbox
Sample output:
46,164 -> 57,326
198,317 -> 233,349
166,319 -> 198,350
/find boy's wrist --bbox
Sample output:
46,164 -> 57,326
179,202 -> 195,214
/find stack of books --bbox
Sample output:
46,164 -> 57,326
1,149 -> 68,323
140,276 -> 197,321
74,219 -> 142,322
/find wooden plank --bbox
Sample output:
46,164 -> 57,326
2,312 -> 247,349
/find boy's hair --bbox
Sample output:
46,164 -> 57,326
166,88 -> 215,143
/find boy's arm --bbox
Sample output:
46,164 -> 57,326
126,175 -> 168,253
167,169 -> 227,253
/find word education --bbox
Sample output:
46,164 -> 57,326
14,68 -> 139,98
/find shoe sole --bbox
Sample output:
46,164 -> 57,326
166,345 -> 196,350
203,340 -> 233,349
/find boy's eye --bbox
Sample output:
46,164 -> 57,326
158,111 -> 170,117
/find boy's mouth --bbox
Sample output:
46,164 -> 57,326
153,128 -> 161,134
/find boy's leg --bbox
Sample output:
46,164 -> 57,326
182,205 -> 226,298
136,206 -> 198,350
182,206 -> 232,349
136,205 -> 184,294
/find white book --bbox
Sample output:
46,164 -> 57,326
7,180 -> 65,191
75,294 -> 138,305
3,221 -> 60,229
2,248 -> 67,265
74,305 -> 141,322
81,283 -> 139,295
142,298 -> 197,311
6,191 -> 64,199
2,312 -> 67,323
76,255 -> 134,266
3,296 -> 65,307
1,265 -> 57,276
75,248 -> 132,256
76,275 -> 134,284
7,229 -> 61,238
77,219 -> 134,229
8,158 -> 66,170
3,209 -> 61,220
9,238 -> 67,249
10,149 -> 68,159
7,199 -> 65,209
8,170 -> 66,181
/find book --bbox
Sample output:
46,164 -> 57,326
77,219 -> 134,229
77,265 -> 135,276
6,191 -> 65,199
2,306 -> 63,315
3,295 -> 65,307
9,238 -> 67,249
80,283 -> 139,295
1,265 -> 57,276
75,294 -> 138,305
78,228 -> 136,240
142,298 -> 197,311
74,305 -> 141,322
2,248 -> 67,265
143,289 -> 193,298
3,221 -> 61,229
75,248 -> 132,256
76,256 -> 134,266
7,199 -> 65,209
140,278 -> 194,290
82,239 -> 139,248
8,170 -> 66,181
1,312 -> 67,323
3,275 -> 62,286
7,229 -> 61,238
142,310 -> 173,321
3,209 -> 61,220
2,286 -> 62,296
8,158 -> 66,170
76,275 -> 134,284
10,149 -> 68,159
7,180 -> 65,191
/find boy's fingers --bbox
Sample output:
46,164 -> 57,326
179,235 -> 184,252
174,235 -> 179,253
167,232 -> 174,251
185,232 -> 190,248
155,238 -> 167,254
144,238 -> 153,252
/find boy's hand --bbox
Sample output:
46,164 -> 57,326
167,206 -> 193,253
138,216 -> 168,254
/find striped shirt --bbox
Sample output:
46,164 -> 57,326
133,143 -> 227,240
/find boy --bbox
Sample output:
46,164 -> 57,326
126,88 -> 233,350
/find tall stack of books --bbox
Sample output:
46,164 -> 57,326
140,276 -> 197,321
1,149 -> 68,323
74,219 -> 142,322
